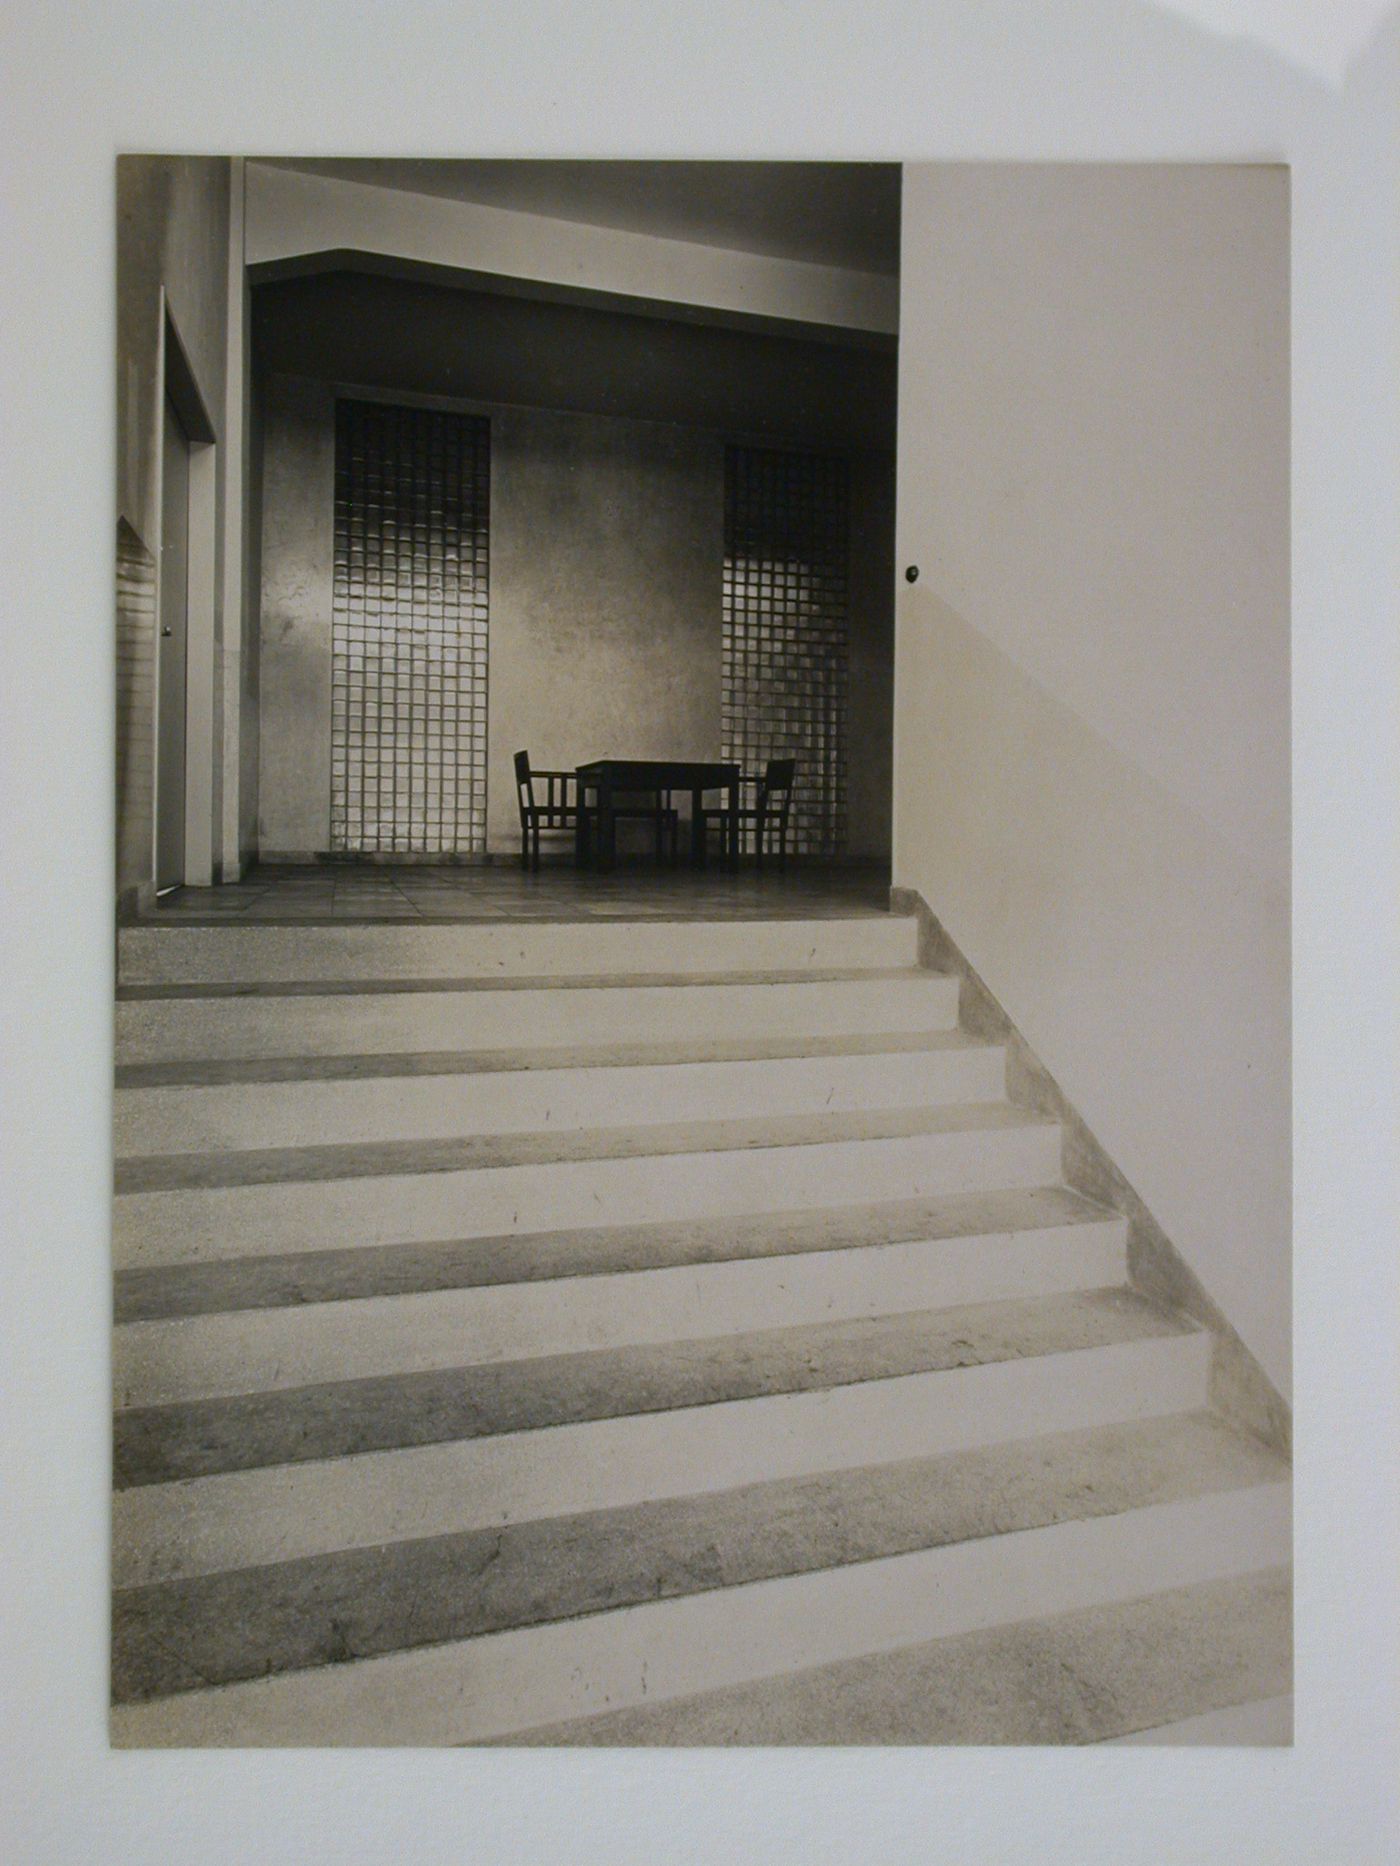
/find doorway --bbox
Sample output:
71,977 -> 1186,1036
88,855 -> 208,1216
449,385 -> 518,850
156,392 -> 190,891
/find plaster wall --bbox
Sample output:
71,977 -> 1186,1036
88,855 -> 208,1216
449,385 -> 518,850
257,377 -> 336,856
114,157 -> 231,903
252,271 -> 897,455
486,408 -> 723,850
244,162 -> 899,336
894,163 -> 1290,1396
847,453 -> 897,861
257,377 -> 895,862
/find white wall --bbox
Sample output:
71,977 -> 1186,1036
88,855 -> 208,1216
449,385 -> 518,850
115,156 -> 233,902
256,376 -> 896,861
244,162 -> 899,337
894,164 -> 1290,1398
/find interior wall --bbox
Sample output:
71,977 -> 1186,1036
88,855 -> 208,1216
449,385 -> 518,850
259,382 -> 895,861
253,271 -> 897,454
257,376 -> 335,856
487,408 -> 723,850
114,156 -> 231,906
894,163 -> 1290,1397
253,279 -> 897,863
848,452 -> 897,859
244,161 -> 899,337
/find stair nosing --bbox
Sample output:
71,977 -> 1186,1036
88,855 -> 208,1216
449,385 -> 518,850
113,1186 -> 1121,1322
113,1027 -> 985,1090
116,964 -> 946,1002
108,1415 -> 1286,1707
111,1287 -> 1203,1485
112,1100 -> 1058,1195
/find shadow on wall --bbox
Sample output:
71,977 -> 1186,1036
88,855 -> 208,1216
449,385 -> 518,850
896,588 -> 1290,1400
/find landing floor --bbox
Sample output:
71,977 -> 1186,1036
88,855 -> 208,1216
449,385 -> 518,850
144,859 -> 893,925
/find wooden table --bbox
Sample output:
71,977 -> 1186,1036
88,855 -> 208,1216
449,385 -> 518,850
575,759 -> 741,871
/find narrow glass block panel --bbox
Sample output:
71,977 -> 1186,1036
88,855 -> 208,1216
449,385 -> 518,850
722,445 -> 849,857
331,400 -> 490,854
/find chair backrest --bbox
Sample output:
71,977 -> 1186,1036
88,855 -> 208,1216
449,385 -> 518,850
513,750 -> 534,820
760,758 -> 796,812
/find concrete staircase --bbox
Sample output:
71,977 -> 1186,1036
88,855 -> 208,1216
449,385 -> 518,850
110,912 -> 1291,1745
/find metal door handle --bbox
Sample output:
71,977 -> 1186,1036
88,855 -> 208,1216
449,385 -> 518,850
161,627 -> 173,637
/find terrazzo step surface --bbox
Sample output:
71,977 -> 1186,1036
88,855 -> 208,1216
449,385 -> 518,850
112,1203 -> 1130,1406
115,1284 -> 1181,1480
118,911 -> 918,985
111,1290 -> 1214,1587
113,1034 -> 1007,1156
115,970 -> 959,1065
111,1413 -> 1284,1707
115,1185 -> 1120,1323
115,1027 -> 977,1090
110,904 -> 1291,1748
110,1451 -> 1289,1746
112,1101 -> 1064,1267
498,1568 -> 1293,1747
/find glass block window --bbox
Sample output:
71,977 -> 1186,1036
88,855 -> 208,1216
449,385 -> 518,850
331,399 -> 490,855
722,445 -> 850,857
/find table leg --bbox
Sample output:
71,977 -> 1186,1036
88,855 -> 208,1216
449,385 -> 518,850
575,784 -> 590,867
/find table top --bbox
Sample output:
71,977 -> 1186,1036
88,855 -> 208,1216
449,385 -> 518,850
576,759 -> 740,788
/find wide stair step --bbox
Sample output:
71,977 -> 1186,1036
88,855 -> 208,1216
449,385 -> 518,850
115,970 -> 959,1064
110,909 -> 1290,1746
116,912 -> 920,986
114,1031 -> 1005,1155
113,1102 -> 1063,1268
499,1568 -> 1293,1747
110,1412 -> 1288,1745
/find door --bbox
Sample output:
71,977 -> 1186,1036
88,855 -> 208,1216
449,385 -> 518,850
156,393 -> 189,890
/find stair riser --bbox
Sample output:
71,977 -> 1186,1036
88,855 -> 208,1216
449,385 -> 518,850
115,975 -> 958,1066
117,915 -> 920,987
114,1045 -> 1006,1157
114,1221 -> 1129,1405
113,1122 -> 1066,1269
112,1331 -> 1208,1586
109,1481 -> 1290,1746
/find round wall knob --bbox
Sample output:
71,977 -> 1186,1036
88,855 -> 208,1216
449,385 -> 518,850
904,565 -> 919,583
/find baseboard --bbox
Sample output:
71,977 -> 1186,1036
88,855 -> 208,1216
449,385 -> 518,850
891,887 -> 1291,1458
116,880 -> 155,925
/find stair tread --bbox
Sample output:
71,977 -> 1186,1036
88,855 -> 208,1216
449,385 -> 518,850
117,964 -> 932,1001
114,1185 -> 1118,1322
495,1566 -> 1292,1747
114,1100 -> 1053,1194
114,1285 -> 1194,1486
115,1027 -> 984,1090
110,1411 -> 1286,1705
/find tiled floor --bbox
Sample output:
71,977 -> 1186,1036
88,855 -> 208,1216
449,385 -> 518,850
144,859 -> 893,924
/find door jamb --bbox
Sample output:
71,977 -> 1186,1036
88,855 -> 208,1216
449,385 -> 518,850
154,298 -> 218,892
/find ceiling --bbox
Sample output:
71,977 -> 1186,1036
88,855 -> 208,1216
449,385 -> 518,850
259,159 -> 902,275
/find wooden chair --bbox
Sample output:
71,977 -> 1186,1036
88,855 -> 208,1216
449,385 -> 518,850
514,750 -> 589,871
579,779 -> 682,867
700,757 -> 797,871
516,751 -> 680,870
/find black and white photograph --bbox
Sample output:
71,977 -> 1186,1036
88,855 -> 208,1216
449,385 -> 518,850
3,2 -> 1397,1862
109,152 -> 1292,1750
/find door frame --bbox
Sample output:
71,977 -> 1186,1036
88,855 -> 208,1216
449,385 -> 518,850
153,300 -> 217,892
